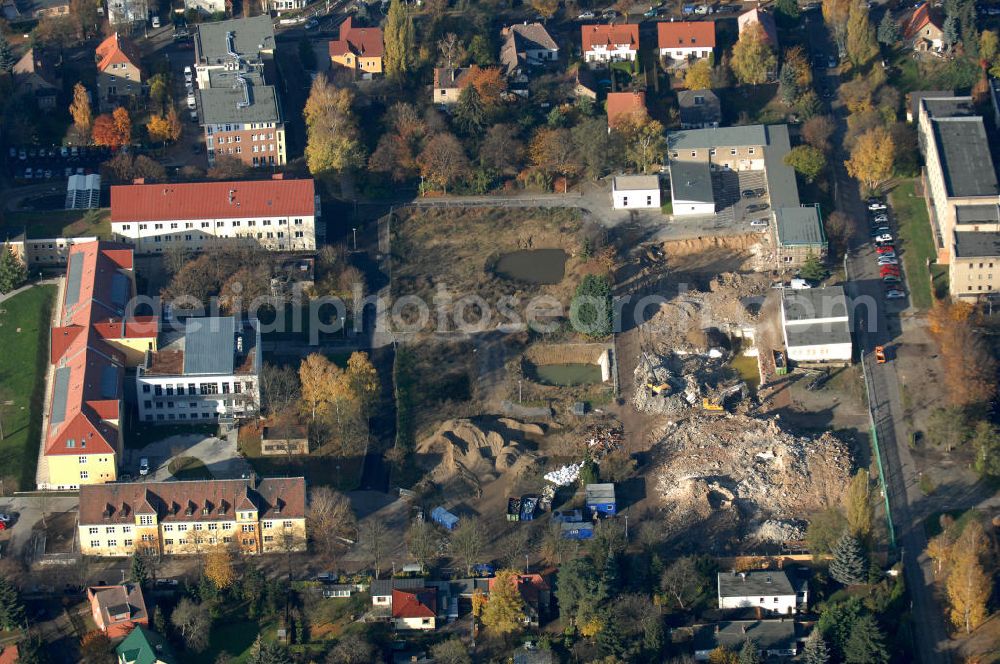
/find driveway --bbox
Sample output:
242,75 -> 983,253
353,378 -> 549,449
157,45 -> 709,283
127,430 -> 250,481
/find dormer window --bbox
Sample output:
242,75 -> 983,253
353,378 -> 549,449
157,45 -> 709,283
66,439 -> 75,448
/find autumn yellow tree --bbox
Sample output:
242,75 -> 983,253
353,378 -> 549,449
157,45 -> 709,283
467,65 -> 507,107
844,126 -> 894,194
147,114 -> 174,146
112,107 -> 132,146
530,127 -> 582,189
684,59 -> 713,90
823,0 -> 852,49
531,0 -> 558,19
615,113 -> 667,174
69,82 -> 92,137
783,46 -> 813,90
346,351 -> 379,417
481,570 -> 526,634
844,469 -> 873,540
731,22 -> 776,85
299,353 -> 337,421
929,301 -> 997,407
946,520 -> 991,634
204,545 -> 236,590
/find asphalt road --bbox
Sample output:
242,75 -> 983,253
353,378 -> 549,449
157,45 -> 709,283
805,10 -> 953,664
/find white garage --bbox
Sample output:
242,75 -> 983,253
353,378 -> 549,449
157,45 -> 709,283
669,160 -> 715,217
612,174 -> 661,210
780,286 -> 853,364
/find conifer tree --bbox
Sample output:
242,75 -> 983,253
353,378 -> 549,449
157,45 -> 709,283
830,532 -> 867,585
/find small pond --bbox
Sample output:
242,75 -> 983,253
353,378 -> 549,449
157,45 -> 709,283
494,249 -> 568,285
530,362 -> 603,386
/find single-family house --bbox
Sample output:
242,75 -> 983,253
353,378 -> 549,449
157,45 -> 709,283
500,22 -> 558,96
581,23 -> 639,65
657,21 -> 716,61
433,67 -> 475,105
392,588 -> 438,630
328,17 -> 384,78
606,90 -> 646,128
678,89 -> 721,129
738,8 -> 778,49
116,626 -> 176,664
904,3 -> 944,53
95,33 -> 142,112
612,175 -> 661,210
486,574 -> 551,627
693,621 -> 800,661
87,583 -> 149,638
12,47 -> 61,110
781,286 -> 852,364
717,570 -> 807,614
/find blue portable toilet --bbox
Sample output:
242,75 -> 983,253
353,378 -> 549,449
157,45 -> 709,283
560,521 -> 595,540
431,506 -> 460,531
585,483 -> 617,517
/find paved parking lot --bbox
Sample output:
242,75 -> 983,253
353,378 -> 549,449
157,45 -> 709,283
5,146 -> 110,183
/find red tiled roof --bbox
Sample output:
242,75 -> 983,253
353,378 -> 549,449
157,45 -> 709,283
581,23 -> 639,52
110,178 -> 316,223
328,17 -> 384,59
88,583 -> 148,630
96,33 -> 141,73
45,241 -> 136,458
79,477 -> 307,525
904,3 -> 942,39
488,573 -> 550,605
606,91 -> 647,127
0,645 -> 18,664
657,20 -> 716,49
392,588 -> 437,619
91,315 -> 158,341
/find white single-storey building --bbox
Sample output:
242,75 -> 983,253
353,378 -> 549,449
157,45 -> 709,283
669,160 -> 715,217
612,174 -> 661,210
780,285 -> 853,364
717,570 -> 807,615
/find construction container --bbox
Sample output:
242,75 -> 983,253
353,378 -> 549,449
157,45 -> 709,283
585,483 -> 617,517
520,495 -> 539,521
560,521 -> 595,540
507,497 -> 521,522
430,506 -> 459,531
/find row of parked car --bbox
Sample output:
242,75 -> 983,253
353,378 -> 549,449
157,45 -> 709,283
868,198 -> 905,300
8,145 -> 110,162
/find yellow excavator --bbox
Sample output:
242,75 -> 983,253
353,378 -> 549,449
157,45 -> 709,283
646,382 -> 670,396
701,382 -> 746,413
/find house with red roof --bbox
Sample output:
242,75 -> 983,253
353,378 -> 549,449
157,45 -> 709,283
329,17 -> 384,78
391,587 -> 438,630
606,91 -> 647,128
109,175 -> 318,254
487,573 -> 551,627
95,33 -> 142,112
657,21 -> 716,62
41,241 -> 156,490
904,3 -> 944,52
581,23 -> 639,66
738,9 -> 778,50
87,583 -> 148,638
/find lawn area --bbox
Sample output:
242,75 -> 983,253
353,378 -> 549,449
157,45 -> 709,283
0,285 -> 55,493
1,209 -> 111,241
238,425 -> 362,492
198,619 -> 261,664
167,456 -> 213,480
889,180 -> 937,310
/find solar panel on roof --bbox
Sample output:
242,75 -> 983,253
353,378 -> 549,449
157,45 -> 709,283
182,317 -> 236,375
51,366 -> 71,426
100,365 -> 119,399
65,253 -> 83,307
111,273 -> 129,307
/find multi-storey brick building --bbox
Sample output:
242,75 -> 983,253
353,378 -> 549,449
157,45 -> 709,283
95,33 -> 142,112
78,477 -> 307,556
110,176 -> 318,253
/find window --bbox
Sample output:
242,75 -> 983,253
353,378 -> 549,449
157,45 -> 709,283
66,439 -> 75,448
165,539 -> 174,545
264,535 -> 274,542
178,524 -> 188,531
141,534 -> 155,542
123,526 -> 132,533
748,148 -> 755,155
283,520 -> 293,528
89,527 -> 99,534
263,521 -> 273,528
80,471 -> 88,479
124,539 -> 133,547
242,524 -> 255,532
139,515 -> 154,525
154,385 -> 162,396
164,525 -> 174,531
79,456 -> 87,464
144,400 -> 152,409
194,524 -> 203,530
208,523 -> 218,530
142,384 -> 150,394
108,539 -> 117,547
224,536 -> 233,543
422,618 -> 431,625
188,383 -> 196,393
90,540 -> 100,548
105,526 -> 115,533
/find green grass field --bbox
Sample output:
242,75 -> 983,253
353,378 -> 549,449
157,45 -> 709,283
1,209 -> 111,241
0,285 -> 56,493
889,180 -> 936,310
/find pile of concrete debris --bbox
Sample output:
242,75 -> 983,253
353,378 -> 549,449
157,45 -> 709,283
632,352 -> 744,415
650,414 -> 852,545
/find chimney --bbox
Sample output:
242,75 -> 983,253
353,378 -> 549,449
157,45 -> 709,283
741,624 -> 747,634
228,189 -> 236,204
133,178 -> 145,185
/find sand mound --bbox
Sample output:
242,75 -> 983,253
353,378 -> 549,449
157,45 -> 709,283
416,418 -> 539,495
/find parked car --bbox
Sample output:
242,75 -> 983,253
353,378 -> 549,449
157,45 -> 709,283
139,458 -> 150,476
601,9 -> 617,18
189,109 -> 198,122
880,266 -> 901,277
578,10 -> 596,19
186,94 -> 197,109
184,66 -> 193,83
741,188 -> 759,198
877,257 -> 899,266
151,15 -> 160,28
875,233 -> 893,243
885,289 -> 906,299
870,227 -> 891,237
868,202 -> 887,211
23,167 -> 32,179
750,218 -> 769,228
154,578 -> 179,587
883,275 -> 901,283
643,7 -> 660,17
746,203 -> 769,213
304,17 -> 319,29
876,247 -> 896,257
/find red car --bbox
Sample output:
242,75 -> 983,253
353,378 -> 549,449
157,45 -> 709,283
880,266 -> 901,277
876,245 -> 896,254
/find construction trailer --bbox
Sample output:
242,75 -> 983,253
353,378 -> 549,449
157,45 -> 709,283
585,483 -> 617,517
560,521 -> 595,540
431,506 -> 460,531
520,495 -> 539,521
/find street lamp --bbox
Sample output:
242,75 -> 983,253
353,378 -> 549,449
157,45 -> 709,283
352,227 -> 357,251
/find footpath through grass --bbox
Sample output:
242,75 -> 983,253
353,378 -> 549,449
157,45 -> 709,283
889,180 -> 936,310
0,285 -> 56,492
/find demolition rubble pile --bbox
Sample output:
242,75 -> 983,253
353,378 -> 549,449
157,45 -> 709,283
632,352 -> 732,415
651,414 -> 852,543
544,424 -> 624,487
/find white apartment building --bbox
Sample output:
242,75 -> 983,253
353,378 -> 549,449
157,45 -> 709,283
110,177 -> 318,253
136,317 -> 261,425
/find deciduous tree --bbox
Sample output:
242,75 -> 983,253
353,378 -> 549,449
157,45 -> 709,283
823,0 -> 852,49
468,65 -> 507,107
430,639 -> 472,664
946,520 -> 990,633
846,0 -> 878,68
112,107 -> 131,145
406,521 -> 441,569
308,486 -> 356,561
363,519 -> 389,579
844,469 -> 873,539
803,115 -> 835,153
206,155 -> 250,180
383,0 -> 414,80
616,114 -> 667,174
970,420 -> 1000,477
0,244 -> 27,295
481,569 -> 526,634
325,634 -> 374,664
69,82 -> 92,136
845,126 -> 894,194
731,23 -> 776,85
304,76 -> 365,175
417,132 -> 470,193
531,0 -> 559,19
685,59 -> 713,90
480,123 -> 525,175
784,45 -> 813,89
170,598 -> 211,652
92,113 -> 128,149
530,127 -> 581,186
785,145 -> 827,182
79,630 -> 114,664
449,520 -> 486,576
346,351 -> 379,416
659,556 -> 705,611
204,545 -> 236,590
